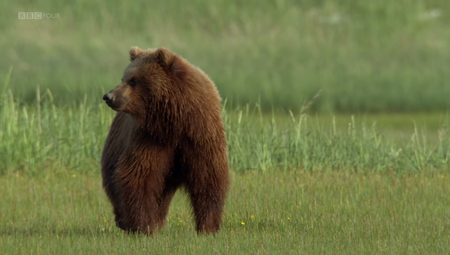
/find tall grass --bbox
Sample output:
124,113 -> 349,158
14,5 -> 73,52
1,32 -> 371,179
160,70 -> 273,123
1,0 -> 450,112
1,75 -> 450,177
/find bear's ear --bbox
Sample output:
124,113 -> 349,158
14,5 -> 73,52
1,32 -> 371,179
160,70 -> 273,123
129,46 -> 143,61
154,47 -> 173,68
155,48 -> 186,79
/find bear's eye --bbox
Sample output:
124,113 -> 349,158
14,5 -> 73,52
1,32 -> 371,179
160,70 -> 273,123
128,78 -> 138,87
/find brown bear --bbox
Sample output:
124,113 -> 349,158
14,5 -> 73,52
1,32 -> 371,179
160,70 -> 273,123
101,47 -> 230,235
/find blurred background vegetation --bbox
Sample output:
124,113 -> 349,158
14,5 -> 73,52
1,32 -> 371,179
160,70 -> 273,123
1,0 -> 450,113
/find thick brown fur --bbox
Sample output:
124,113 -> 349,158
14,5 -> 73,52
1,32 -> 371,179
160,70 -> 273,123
101,47 -> 230,235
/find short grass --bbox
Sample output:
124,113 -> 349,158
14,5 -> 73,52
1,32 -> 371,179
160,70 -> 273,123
2,170 -> 449,254
2,0 -> 450,112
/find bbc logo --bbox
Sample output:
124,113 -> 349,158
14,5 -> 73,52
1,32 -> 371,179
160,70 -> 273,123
18,12 -> 60,19
18,12 -> 37,19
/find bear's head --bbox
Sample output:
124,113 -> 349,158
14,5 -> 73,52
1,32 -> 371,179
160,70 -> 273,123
103,47 -> 189,118
103,47 -> 222,140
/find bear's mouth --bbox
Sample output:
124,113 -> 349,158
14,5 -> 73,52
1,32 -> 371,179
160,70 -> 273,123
105,102 -> 119,111
105,101 -> 125,112
104,99 -> 119,111
104,98 -> 129,112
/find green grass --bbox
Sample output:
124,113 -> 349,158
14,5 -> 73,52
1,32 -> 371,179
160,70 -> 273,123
1,81 -> 450,253
2,170 -> 449,254
2,0 -> 450,112
2,1 -> 450,252
2,80 -> 450,176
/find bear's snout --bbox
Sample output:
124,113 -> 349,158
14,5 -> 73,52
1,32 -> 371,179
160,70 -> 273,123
103,91 -> 127,111
103,93 -> 113,104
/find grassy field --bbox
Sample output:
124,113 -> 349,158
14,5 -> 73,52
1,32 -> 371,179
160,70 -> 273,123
2,0 -> 450,112
2,170 -> 449,254
2,1 -> 450,254
1,82 -> 450,253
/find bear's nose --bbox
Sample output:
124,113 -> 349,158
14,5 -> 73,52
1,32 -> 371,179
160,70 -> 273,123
103,93 -> 112,103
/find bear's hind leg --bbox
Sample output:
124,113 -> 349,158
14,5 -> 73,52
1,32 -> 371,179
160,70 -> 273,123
186,174 -> 229,234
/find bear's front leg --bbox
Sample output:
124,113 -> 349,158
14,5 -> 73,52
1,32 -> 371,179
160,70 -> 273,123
101,168 -> 126,231
116,178 -> 160,235
114,208 -> 126,230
